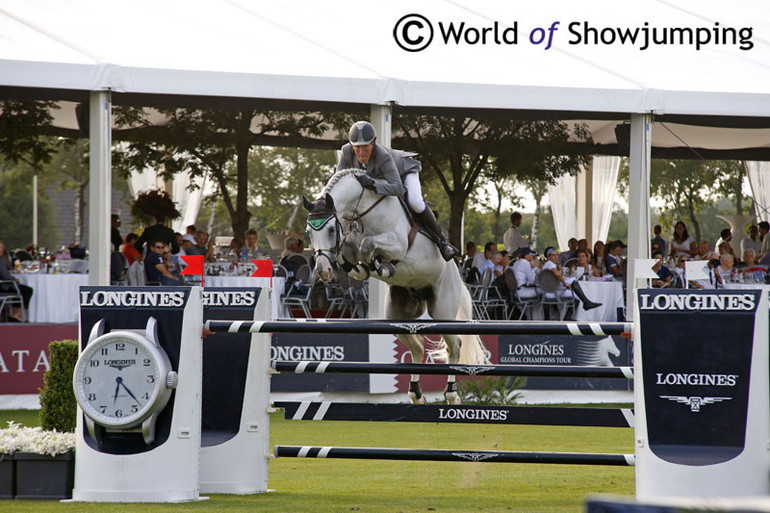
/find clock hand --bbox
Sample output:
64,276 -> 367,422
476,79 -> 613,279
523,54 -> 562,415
114,376 -> 122,404
119,380 -> 142,404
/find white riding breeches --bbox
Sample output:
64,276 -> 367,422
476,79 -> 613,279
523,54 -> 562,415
404,173 -> 426,213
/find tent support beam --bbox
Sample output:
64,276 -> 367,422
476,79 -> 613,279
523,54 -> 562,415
627,113 -> 652,318
88,90 -> 112,286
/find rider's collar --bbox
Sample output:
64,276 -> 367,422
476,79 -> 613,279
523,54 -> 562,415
307,212 -> 335,231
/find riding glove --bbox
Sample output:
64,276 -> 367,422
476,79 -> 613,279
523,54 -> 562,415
356,174 -> 376,190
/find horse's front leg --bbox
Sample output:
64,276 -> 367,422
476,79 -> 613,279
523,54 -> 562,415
360,233 -> 407,278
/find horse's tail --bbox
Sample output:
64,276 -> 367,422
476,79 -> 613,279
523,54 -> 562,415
457,285 -> 489,365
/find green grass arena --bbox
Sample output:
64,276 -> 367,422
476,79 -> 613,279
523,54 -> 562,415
0,409 -> 635,512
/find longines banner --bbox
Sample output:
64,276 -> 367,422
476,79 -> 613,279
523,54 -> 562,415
638,289 -> 760,466
496,334 -> 631,390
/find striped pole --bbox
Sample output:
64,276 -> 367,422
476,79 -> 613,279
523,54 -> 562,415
272,361 -> 634,379
206,319 -> 631,336
274,401 -> 635,428
275,446 -> 636,466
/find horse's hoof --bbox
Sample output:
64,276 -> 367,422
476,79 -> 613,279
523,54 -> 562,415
444,392 -> 461,405
408,392 -> 427,404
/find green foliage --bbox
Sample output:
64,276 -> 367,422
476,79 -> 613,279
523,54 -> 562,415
130,189 -> 181,225
458,376 -> 526,406
39,340 -> 78,433
0,159 -> 58,249
0,100 -> 59,167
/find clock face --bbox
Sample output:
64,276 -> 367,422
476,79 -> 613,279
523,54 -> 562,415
74,333 -> 167,428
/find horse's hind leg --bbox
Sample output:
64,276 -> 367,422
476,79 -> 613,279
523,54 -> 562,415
397,333 -> 427,404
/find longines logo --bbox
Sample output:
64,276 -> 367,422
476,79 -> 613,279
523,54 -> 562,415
80,290 -> 185,308
271,345 -> 345,361
655,372 -> 738,387
452,452 -> 499,462
104,359 -> 136,371
202,290 -> 256,307
438,408 -> 507,421
660,395 -> 732,412
639,293 -> 755,311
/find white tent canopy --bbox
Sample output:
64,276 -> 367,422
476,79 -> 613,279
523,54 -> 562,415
2,0 -> 770,298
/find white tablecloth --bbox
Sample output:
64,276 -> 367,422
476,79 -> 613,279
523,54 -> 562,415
574,280 -> 625,322
17,273 -> 89,323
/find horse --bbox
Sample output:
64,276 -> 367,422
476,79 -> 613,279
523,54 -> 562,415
303,168 -> 488,404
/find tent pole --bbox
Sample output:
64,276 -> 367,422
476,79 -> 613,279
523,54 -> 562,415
88,90 -> 112,286
627,113 -> 652,320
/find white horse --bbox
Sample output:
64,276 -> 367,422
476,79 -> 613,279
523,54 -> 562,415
303,169 -> 488,404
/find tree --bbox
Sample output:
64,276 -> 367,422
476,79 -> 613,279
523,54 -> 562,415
519,176 -> 548,250
114,107 -> 333,238
47,140 -> 89,244
650,159 -> 721,242
0,100 -> 60,168
393,114 -> 591,247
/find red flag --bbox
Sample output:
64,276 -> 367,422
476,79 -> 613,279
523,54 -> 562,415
251,259 -> 273,278
180,255 -> 204,276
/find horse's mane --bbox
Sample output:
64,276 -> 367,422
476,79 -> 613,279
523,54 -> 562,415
321,168 -> 361,196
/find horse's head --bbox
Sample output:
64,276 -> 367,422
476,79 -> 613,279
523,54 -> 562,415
304,194 -> 338,282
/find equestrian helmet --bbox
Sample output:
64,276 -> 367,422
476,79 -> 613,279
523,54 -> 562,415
348,121 -> 376,146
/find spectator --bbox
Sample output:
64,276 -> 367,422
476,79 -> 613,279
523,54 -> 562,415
473,242 -> 495,271
714,253 -> 736,286
669,221 -> 697,259
477,251 -> 498,277
463,241 -> 477,261
738,249 -> 767,283
121,233 -> 142,265
606,240 -> 626,279
758,221 -> 770,261
144,240 -> 181,286
592,240 -> 606,275
188,231 -> 212,261
651,224 -> 668,259
512,248 -> 539,301
111,214 -> 123,252
651,250 -> 673,288
542,246 -> 601,310
714,228 -> 732,253
240,228 -> 261,261
179,234 -> 196,257
503,212 -> 528,255
575,248 -> 600,279
717,241 -> 737,263
695,240 -> 712,260
559,238 -> 578,265
742,225 -> 762,256
186,224 -> 197,237
135,215 -> 179,255
0,240 -> 32,321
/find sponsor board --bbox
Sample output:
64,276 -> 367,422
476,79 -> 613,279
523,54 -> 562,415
638,289 -> 759,466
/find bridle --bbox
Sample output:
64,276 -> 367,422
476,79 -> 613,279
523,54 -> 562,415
306,191 -> 388,272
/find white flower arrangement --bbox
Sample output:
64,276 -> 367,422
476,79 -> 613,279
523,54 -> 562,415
0,422 -> 75,457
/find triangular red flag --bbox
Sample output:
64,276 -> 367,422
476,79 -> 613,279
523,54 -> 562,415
180,255 -> 204,276
251,259 -> 273,278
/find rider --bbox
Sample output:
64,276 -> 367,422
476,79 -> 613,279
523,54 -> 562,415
337,120 -> 458,261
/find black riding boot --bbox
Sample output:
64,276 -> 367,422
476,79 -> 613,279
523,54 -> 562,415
414,208 -> 458,261
571,280 -> 602,311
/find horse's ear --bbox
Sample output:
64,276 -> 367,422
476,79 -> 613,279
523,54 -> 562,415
302,195 -> 314,212
324,194 -> 335,211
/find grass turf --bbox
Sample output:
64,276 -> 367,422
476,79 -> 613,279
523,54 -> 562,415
0,409 -> 635,512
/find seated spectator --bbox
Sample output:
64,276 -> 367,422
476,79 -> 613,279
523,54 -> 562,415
188,231 -> 213,261
473,242 -> 494,271
0,240 -> 32,321
592,240 -> 606,275
714,228 -> 732,253
512,248 -> 539,300
280,237 -> 308,296
738,249 -> 767,283
179,234 -> 195,256
605,240 -> 627,280
651,251 -> 673,288
541,247 -> 601,310
574,249 -> 600,280
144,240 -> 181,286
240,229 -> 261,261
714,253 -> 736,286
229,237 -> 245,260
121,233 -> 142,265
477,251 -> 498,278
695,240 -> 712,260
463,241 -> 477,261
558,238 -> 578,265
717,241 -> 739,265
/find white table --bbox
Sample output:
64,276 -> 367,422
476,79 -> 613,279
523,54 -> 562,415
17,273 -> 89,323
574,280 -> 625,322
